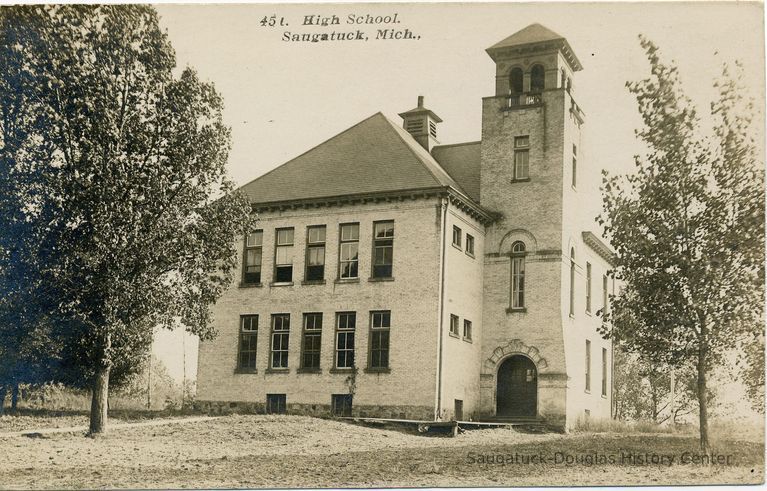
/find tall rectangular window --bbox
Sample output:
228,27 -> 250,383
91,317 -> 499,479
586,262 -> 592,313
339,223 -> 359,279
369,311 -> 390,369
372,221 -> 394,278
602,274 -> 609,314
569,249 -> 576,316
274,228 -> 294,283
449,314 -> 459,336
601,347 -> 608,397
510,242 -> 526,309
243,231 -> 263,284
463,319 -> 472,341
301,313 -> 322,369
452,226 -> 462,248
305,226 -> 326,282
335,312 -> 356,368
572,144 -> 577,188
585,339 -> 591,392
270,314 -> 290,369
514,136 -> 530,180
238,315 -> 258,371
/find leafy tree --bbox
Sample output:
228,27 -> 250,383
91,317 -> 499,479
0,5 -> 254,433
613,347 -> 707,424
599,37 -> 764,451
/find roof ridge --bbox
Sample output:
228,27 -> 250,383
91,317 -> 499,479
381,114 -> 466,194
236,112 -> 384,192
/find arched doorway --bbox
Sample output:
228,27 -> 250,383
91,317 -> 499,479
496,355 -> 537,418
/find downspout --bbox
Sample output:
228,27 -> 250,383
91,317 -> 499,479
610,342 -> 615,419
435,196 -> 449,420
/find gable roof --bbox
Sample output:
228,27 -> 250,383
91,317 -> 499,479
239,112 -> 469,205
431,142 -> 481,203
486,23 -> 582,71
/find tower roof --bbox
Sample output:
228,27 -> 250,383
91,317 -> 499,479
239,112 -> 469,205
398,95 -> 443,123
486,23 -> 582,71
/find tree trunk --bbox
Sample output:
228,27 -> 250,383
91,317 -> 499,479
697,346 -> 710,453
89,366 -> 111,435
11,383 -> 19,411
0,386 -> 6,415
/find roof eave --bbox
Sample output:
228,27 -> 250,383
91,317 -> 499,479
486,39 -> 583,72
582,231 -> 617,267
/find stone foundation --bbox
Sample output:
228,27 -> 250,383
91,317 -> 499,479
195,400 -> 434,420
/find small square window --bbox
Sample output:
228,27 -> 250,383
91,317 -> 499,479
452,226 -> 462,248
449,314 -> 460,336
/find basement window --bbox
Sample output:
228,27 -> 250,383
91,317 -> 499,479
266,394 -> 286,414
331,394 -> 353,417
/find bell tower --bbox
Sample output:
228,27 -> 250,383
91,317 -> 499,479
477,24 -> 585,426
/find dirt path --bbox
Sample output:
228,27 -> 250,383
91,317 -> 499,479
0,415 -> 220,437
0,414 -> 762,488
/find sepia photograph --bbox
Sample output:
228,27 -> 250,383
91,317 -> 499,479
0,2 -> 764,489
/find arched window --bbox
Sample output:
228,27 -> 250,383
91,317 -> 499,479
510,241 -> 526,309
569,248 -> 576,316
530,64 -> 545,92
509,67 -> 523,94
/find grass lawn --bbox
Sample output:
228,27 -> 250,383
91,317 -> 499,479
0,414 -> 763,489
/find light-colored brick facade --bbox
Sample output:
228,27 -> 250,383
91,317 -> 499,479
197,23 -> 613,429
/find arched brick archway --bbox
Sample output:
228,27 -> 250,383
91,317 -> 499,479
482,338 -> 548,374
496,354 -> 538,417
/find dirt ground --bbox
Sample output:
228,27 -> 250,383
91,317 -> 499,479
0,414 -> 763,489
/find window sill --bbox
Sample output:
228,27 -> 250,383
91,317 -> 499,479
463,337 -> 473,344
569,313 -> 575,319
368,276 -> 394,282
265,368 -> 290,374
334,278 -> 360,284
585,310 -> 592,317
364,367 -> 391,374
234,368 -> 258,374
506,307 -> 527,314
301,280 -> 326,286
584,389 -> 591,395
465,252 -> 475,259
329,367 -> 355,374
449,332 -> 460,339
601,394 -> 608,399
451,243 -> 463,251
297,367 -> 322,374
239,282 -> 263,288
510,178 -> 531,183
270,282 -> 294,287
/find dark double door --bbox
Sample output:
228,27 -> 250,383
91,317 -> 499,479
496,355 -> 537,418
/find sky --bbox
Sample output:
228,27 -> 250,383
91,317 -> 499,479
148,2 -> 765,385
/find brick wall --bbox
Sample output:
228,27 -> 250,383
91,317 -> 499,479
439,204 -> 485,421
197,197 -> 444,419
